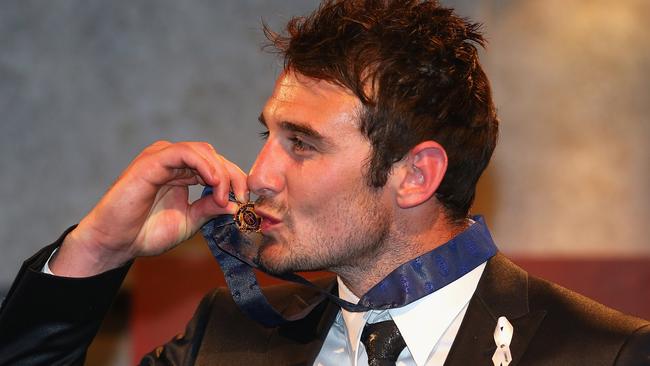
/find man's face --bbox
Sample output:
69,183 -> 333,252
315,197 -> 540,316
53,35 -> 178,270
247,71 -> 394,275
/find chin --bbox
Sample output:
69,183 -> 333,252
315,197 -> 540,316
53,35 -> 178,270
257,238 -> 292,275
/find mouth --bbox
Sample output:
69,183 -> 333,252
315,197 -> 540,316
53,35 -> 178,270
253,208 -> 282,232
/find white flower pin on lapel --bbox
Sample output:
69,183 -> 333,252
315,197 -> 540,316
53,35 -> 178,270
492,316 -> 513,366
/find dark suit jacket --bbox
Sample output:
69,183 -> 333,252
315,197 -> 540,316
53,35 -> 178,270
1,230 -> 649,365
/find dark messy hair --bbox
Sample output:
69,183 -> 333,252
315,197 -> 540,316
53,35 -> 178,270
264,0 -> 499,220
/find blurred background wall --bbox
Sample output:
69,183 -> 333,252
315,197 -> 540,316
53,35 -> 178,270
1,0 -> 648,364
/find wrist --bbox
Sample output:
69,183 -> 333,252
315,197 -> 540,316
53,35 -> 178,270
49,226 -> 133,277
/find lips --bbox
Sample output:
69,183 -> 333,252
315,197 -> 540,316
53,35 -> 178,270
254,209 -> 282,231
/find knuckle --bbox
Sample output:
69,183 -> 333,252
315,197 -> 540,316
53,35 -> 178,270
175,142 -> 195,154
226,160 -> 245,175
141,140 -> 169,154
198,141 -> 219,156
152,140 -> 172,148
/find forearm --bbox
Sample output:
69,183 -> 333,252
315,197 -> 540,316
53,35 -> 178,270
0,227 -> 131,365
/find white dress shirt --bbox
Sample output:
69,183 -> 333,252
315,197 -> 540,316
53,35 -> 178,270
313,262 -> 486,366
42,248 -> 58,275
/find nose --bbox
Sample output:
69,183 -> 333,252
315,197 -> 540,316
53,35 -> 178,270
247,140 -> 286,198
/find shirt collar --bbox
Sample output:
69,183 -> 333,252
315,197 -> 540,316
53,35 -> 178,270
337,262 -> 486,366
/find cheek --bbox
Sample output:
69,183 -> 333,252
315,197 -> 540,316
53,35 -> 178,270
286,161 -> 360,213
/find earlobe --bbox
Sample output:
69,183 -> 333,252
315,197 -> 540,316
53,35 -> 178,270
396,141 -> 448,209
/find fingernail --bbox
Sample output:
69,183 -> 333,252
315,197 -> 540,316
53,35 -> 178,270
237,191 -> 249,203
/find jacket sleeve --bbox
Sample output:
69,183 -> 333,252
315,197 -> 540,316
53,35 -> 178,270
0,226 -> 131,366
615,323 -> 650,366
138,289 -> 219,366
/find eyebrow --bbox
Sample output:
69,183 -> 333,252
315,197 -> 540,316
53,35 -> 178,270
258,113 -> 326,142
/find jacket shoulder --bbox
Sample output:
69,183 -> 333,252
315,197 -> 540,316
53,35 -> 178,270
522,265 -> 650,364
527,273 -> 648,334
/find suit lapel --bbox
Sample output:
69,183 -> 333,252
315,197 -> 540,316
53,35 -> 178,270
265,278 -> 340,366
444,253 -> 546,366
264,254 -> 548,366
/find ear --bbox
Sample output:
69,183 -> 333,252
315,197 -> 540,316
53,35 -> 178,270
394,141 -> 448,209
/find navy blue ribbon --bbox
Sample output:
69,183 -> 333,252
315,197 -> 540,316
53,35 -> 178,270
200,187 -> 497,327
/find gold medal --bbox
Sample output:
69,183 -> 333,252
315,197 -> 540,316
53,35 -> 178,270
234,201 -> 262,232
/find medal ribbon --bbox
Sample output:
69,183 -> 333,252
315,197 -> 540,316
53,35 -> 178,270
200,187 -> 497,327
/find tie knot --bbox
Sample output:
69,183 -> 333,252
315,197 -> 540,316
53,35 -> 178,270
360,320 -> 406,366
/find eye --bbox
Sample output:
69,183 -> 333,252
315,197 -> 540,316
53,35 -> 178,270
288,136 -> 315,153
258,130 -> 270,140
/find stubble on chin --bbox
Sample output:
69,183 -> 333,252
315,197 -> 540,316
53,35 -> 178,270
255,235 -> 288,275
256,232 -> 325,275
256,205 -> 392,278
253,184 -> 392,277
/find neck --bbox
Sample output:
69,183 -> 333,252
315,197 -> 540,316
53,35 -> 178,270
334,208 -> 469,297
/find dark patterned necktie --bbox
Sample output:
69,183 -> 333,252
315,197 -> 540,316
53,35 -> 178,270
361,320 -> 407,366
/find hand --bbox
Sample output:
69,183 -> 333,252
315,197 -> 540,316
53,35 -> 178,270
50,141 -> 248,277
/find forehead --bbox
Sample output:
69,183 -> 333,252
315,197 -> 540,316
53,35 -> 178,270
262,71 -> 362,133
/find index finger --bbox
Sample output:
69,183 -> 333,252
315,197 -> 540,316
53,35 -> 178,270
191,142 -> 249,203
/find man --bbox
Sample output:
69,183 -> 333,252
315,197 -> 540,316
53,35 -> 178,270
0,0 -> 648,365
